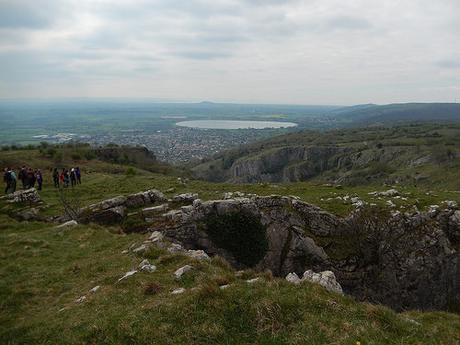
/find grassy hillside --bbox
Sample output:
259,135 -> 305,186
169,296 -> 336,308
192,124 -> 460,188
2,217 -> 460,345
1,147 -> 458,217
1,148 -> 460,344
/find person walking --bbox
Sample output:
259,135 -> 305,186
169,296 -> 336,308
26,168 -> 36,188
23,167 -> 31,189
75,167 -> 81,184
53,168 -> 60,188
36,170 -> 43,191
18,166 -> 26,189
63,169 -> 70,188
9,168 -> 17,193
3,168 -> 16,194
3,168 -> 11,194
60,169 -> 65,187
70,168 -> 76,187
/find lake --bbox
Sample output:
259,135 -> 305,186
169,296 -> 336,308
175,120 -> 298,129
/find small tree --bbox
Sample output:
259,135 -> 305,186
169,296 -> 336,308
58,187 -> 82,221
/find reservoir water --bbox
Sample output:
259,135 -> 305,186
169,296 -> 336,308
175,120 -> 298,129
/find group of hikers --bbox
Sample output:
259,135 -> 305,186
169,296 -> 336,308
3,166 -> 43,194
52,167 -> 82,188
3,166 -> 82,194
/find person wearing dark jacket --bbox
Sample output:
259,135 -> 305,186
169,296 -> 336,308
36,170 -> 43,191
63,169 -> 70,188
3,168 -> 16,194
26,168 -> 35,189
53,168 -> 59,188
70,168 -> 76,187
75,167 -> 81,184
18,166 -> 26,189
3,168 -> 11,194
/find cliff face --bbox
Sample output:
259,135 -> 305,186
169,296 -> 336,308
191,124 -> 460,186
229,146 -> 347,183
337,208 -> 460,311
225,145 -> 424,183
119,192 -> 459,312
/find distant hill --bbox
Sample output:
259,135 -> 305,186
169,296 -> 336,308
191,123 -> 460,188
332,103 -> 460,125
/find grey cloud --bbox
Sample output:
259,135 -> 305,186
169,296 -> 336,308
0,0 -> 59,29
172,50 -> 232,60
0,51 -> 65,81
437,60 -> 460,69
323,15 -> 373,31
1,0 -> 460,104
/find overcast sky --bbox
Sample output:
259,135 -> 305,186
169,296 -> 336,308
0,0 -> 459,105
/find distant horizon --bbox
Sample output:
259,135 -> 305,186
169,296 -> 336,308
1,97 -> 460,108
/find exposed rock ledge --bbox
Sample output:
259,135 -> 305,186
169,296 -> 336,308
149,193 -> 459,312
59,189 -> 460,311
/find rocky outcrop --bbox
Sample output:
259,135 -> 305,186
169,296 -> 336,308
1,188 -> 41,203
303,270 -> 343,294
333,204 -> 460,311
74,189 -> 166,225
228,146 -> 345,183
172,193 -> 199,203
13,207 -> 42,221
157,195 -> 338,276
58,188 -> 459,311
286,270 -> 343,294
137,193 -> 460,311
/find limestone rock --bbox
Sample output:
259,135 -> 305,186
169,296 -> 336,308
76,189 -> 165,225
443,200 -> 458,209
167,243 -> 185,253
89,286 -> 100,293
143,204 -> 169,217
56,220 -> 78,228
171,288 -> 186,295
378,189 -> 400,197
139,259 -> 157,273
80,205 -> 126,225
117,270 -> 137,282
148,231 -> 164,243
302,270 -> 343,294
186,249 -> 210,260
15,208 -> 41,221
447,210 -> 460,243
246,278 -> 260,284
132,243 -> 150,254
5,188 -> 41,203
174,265 -> 193,279
173,193 -> 198,203
285,272 -> 301,285
75,296 -> 86,303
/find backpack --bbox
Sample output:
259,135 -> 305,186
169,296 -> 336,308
3,171 -> 11,183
